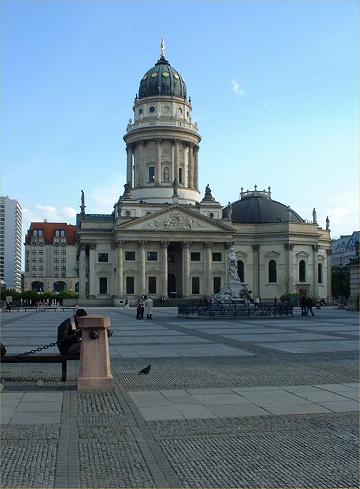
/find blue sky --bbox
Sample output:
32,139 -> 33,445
2,0 -> 359,244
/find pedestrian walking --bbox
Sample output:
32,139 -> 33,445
145,296 -> 154,319
306,296 -> 315,317
300,296 -> 307,316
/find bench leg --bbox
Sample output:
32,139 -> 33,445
61,361 -> 67,382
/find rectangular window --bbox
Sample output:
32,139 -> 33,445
99,277 -> 108,295
149,166 -> 155,182
147,252 -> 157,261
191,252 -> 201,261
126,276 -> 134,294
212,252 -> 222,262
98,253 -> 108,262
178,167 -> 183,184
148,276 -> 157,294
213,277 -> 221,294
125,252 -> 135,261
192,277 -> 200,294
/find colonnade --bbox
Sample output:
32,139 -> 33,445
79,239 -> 222,299
126,139 -> 199,189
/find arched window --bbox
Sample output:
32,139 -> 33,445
237,260 -> 244,282
268,260 -> 277,283
299,260 -> 306,282
318,263 -> 323,284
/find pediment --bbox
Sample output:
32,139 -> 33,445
116,205 -> 234,233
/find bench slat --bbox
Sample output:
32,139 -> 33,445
1,355 -> 80,381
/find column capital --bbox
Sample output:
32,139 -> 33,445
204,241 -> 213,249
182,241 -> 192,249
115,240 -> 125,248
79,242 -> 87,251
326,249 -> 332,256
89,243 -> 97,250
312,244 -> 320,251
161,241 -> 170,248
252,245 -> 260,252
138,240 -> 147,248
284,243 -> 294,250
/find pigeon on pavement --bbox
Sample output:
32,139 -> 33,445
139,365 -> 151,375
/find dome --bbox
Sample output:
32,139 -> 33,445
223,187 -> 304,224
138,44 -> 187,100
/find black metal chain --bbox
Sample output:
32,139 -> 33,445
14,331 -> 113,357
16,342 -> 58,357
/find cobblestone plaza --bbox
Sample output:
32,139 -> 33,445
1,307 -> 358,488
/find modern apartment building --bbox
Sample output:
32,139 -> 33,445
0,196 -> 22,291
23,221 -> 78,292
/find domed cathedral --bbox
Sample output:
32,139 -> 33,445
77,41 -> 331,306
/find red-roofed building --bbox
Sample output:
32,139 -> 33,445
23,221 -> 78,292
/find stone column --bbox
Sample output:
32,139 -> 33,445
326,249 -> 332,304
126,145 -> 133,188
204,242 -> 213,296
116,240 -> 125,297
173,139 -> 179,183
313,244 -> 320,297
138,142 -> 144,187
161,241 -> 170,299
77,315 -> 114,391
79,243 -> 87,299
138,240 -> 147,296
88,243 -> 97,298
188,143 -> 193,188
252,245 -> 260,299
156,138 -> 162,184
182,241 -> 192,297
283,243 -> 294,293
194,146 -> 199,190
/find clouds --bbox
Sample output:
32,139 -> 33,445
231,79 -> 245,97
22,205 -> 76,224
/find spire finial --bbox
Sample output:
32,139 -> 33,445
160,39 -> 165,58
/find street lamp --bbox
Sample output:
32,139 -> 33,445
339,258 -> 343,305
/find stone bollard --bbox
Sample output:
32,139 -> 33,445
77,315 -> 114,391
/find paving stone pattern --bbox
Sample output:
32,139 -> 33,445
0,307 -> 359,488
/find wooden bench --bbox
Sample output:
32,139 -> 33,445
1,354 -> 80,382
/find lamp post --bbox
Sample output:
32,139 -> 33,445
339,258 -> 343,305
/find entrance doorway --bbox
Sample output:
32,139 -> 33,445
168,273 -> 177,298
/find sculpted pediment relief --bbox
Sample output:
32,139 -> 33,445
117,207 -> 233,233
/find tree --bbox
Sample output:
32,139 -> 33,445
277,275 -> 295,296
331,265 -> 350,299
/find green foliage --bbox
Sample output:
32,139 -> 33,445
331,265 -> 350,299
1,289 -> 22,301
58,290 -> 79,299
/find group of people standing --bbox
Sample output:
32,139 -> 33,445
136,296 -> 154,320
300,296 -> 315,317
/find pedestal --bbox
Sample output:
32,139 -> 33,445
77,315 -> 114,391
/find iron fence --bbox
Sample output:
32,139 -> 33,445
178,303 -> 293,318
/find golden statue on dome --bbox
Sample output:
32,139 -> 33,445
160,39 -> 165,58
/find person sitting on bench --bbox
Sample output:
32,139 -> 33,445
57,308 -> 87,355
